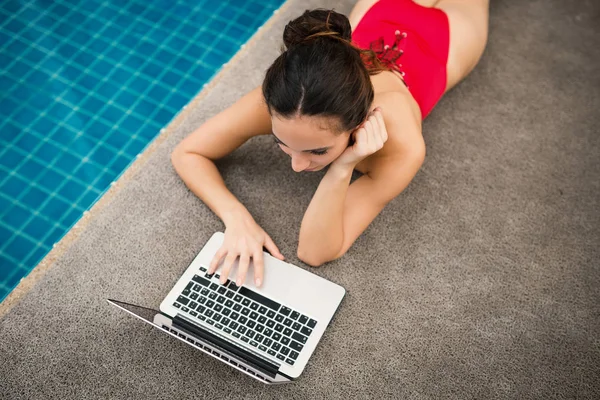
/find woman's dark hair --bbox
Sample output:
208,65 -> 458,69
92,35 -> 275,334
262,9 -> 389,134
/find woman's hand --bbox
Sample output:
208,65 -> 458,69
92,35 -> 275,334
333,107 -> 388,168
208,212 -> 284,288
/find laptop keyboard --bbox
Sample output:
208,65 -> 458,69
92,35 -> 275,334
172,266 -> 318,366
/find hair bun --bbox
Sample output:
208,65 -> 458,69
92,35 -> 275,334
283,9 -> 352,49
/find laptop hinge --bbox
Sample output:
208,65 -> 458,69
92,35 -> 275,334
172,315 -> 280,378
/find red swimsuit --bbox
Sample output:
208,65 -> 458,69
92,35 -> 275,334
351,0 -> 450,119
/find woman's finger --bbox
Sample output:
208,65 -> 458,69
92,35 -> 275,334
221,252 -> 238,283
209,246 -> 227,273
253,250 -> 264,287
235,253 -> 249,287
231,253 -> 250,285
264,234 -> 284,260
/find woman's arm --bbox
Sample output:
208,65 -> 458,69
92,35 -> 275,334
171,86 -> 271,224
297,96 -> 426,266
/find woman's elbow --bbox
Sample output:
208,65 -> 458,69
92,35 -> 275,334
297,247 -> 325,268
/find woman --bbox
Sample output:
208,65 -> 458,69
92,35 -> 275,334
171,0 -> 489,286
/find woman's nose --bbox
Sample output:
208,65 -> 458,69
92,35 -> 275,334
291,154 -> 310,172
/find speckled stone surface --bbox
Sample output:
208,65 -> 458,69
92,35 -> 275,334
1,0 -> 599,399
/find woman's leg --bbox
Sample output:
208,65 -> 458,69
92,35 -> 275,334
434,0 -> 490,91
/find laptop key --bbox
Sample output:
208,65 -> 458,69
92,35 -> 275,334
225,300 -> 234,308
290,311 -> 300,320
246,320 -> 256,329
276,354 -> 285,361
206,319 -> 215,325
280,307 -> 291,316
238,316 -> 248,324
221,317 -> 230,326
268,349 -> 277,357
281,337 -> 290,346
237,326 -> 247,334
267,310 -> 276,318
208,292 -> 217,300
224,327 -> 232,334
258,306 -> 268,315
275,314 -> 284,322
242,299 -> 251,306
299,315 -> 309,324
213,314 -> 222,322
230,312 -> 239,320
173,302 -> 181,308
301,326 -> 313,336
289,340 -> 303,352
189,301 -> 198,310
292,332 -> 307,344
281,346 -> 290,356
215,274 -> 220,279
190,293 -> 199,300
217,296 -> 225,304
234,295 -> 243,302
233,304 -> 242,311
240,336 -> 249,343
249,340 -> 259,347
249,302 -> 259,311
198,315 -> 206,321
205,309 -> 214,318
246,330 -> 256,339
250,311 -> 259,320
283,318 -> 293,327
307,319 -> 317,328
292,322 -> 302,331
274,324 -> 284,332
290,350 -> 299,360
285,358 -> 295,366
192,275 -> 210,286
272,332 -> 282,341
225,291 -> 234,299
201,288 -> 209,296
263,338 -> 273,347
177,296 -> 189,306
284,328 -> 293,337
255,324 -> 264,333
199,297 -> 207,304
190,310 -> 198,317
232,332 -> 240,338
182,306 -> 190,312
222,308 -> 231,316
230,321 -> 239,330
215,323 -> 223,329
264,328 -> 273,337
192,284 -> 202,292
258,316 -> 267,324
255,334 -> 264,343
259,345 -> 267,352
198,305 -> 206,314
214,304 -> 223,312
272,342 -> 281,351
206,300 -> 215,308
210,283 -> 218,291
217,286 -> 227,294
266,320 -> 275,328
241,308 -> 250,316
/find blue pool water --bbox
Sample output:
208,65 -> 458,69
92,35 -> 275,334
0,0 -> 284,302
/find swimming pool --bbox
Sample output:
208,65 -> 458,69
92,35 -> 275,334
0,0 -> 284,303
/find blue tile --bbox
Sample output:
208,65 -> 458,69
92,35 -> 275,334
79,190 -> 100,208
31,118 -> 57,136
61,207 -> 82,228
50,126 -> 76,145
73,162 -> 102,182
123,139 -> 145,157
106,44 -> 127,61
25,245 -> 50,268
38,169 -> 65,190
0,174 -> 28,198
1,122 -> 20,143
18,159 -> 46,181
0,195 -> 10,215
73,51 -> 97,68
96,81 -> 121,101
0,97 -> 20,117
92,171 -> 115,189
40,195 -> 69,221
22,215 -> 54,241
153,107 -> 174,126
57,179 -> 84,203
4,235 -> 35,260
141,62 -> 162,79
69,136 -> 95,158
2,0 -> 21,13
0,224 -> 11,246
120,115 -> 144,133
20,186 -> 47,209
44,225 -> 66,247
166,92 -> 189,111
115,89 -> 139,109
33,141 -> 61,164
48,102 -> 74,120
89,145 -> 115,165
0,149 -> 24,170
81,96 -> 105,114
53,152 -> 81,173
14,134 -> 40,153
5,18 -> 26,34
12,107 -> 39,127
147,84 -> 169,101
2,204 -> 31,230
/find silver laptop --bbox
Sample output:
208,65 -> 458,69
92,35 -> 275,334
108,232 -> 345,384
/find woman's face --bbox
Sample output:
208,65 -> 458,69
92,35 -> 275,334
271,114 -> 352,172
